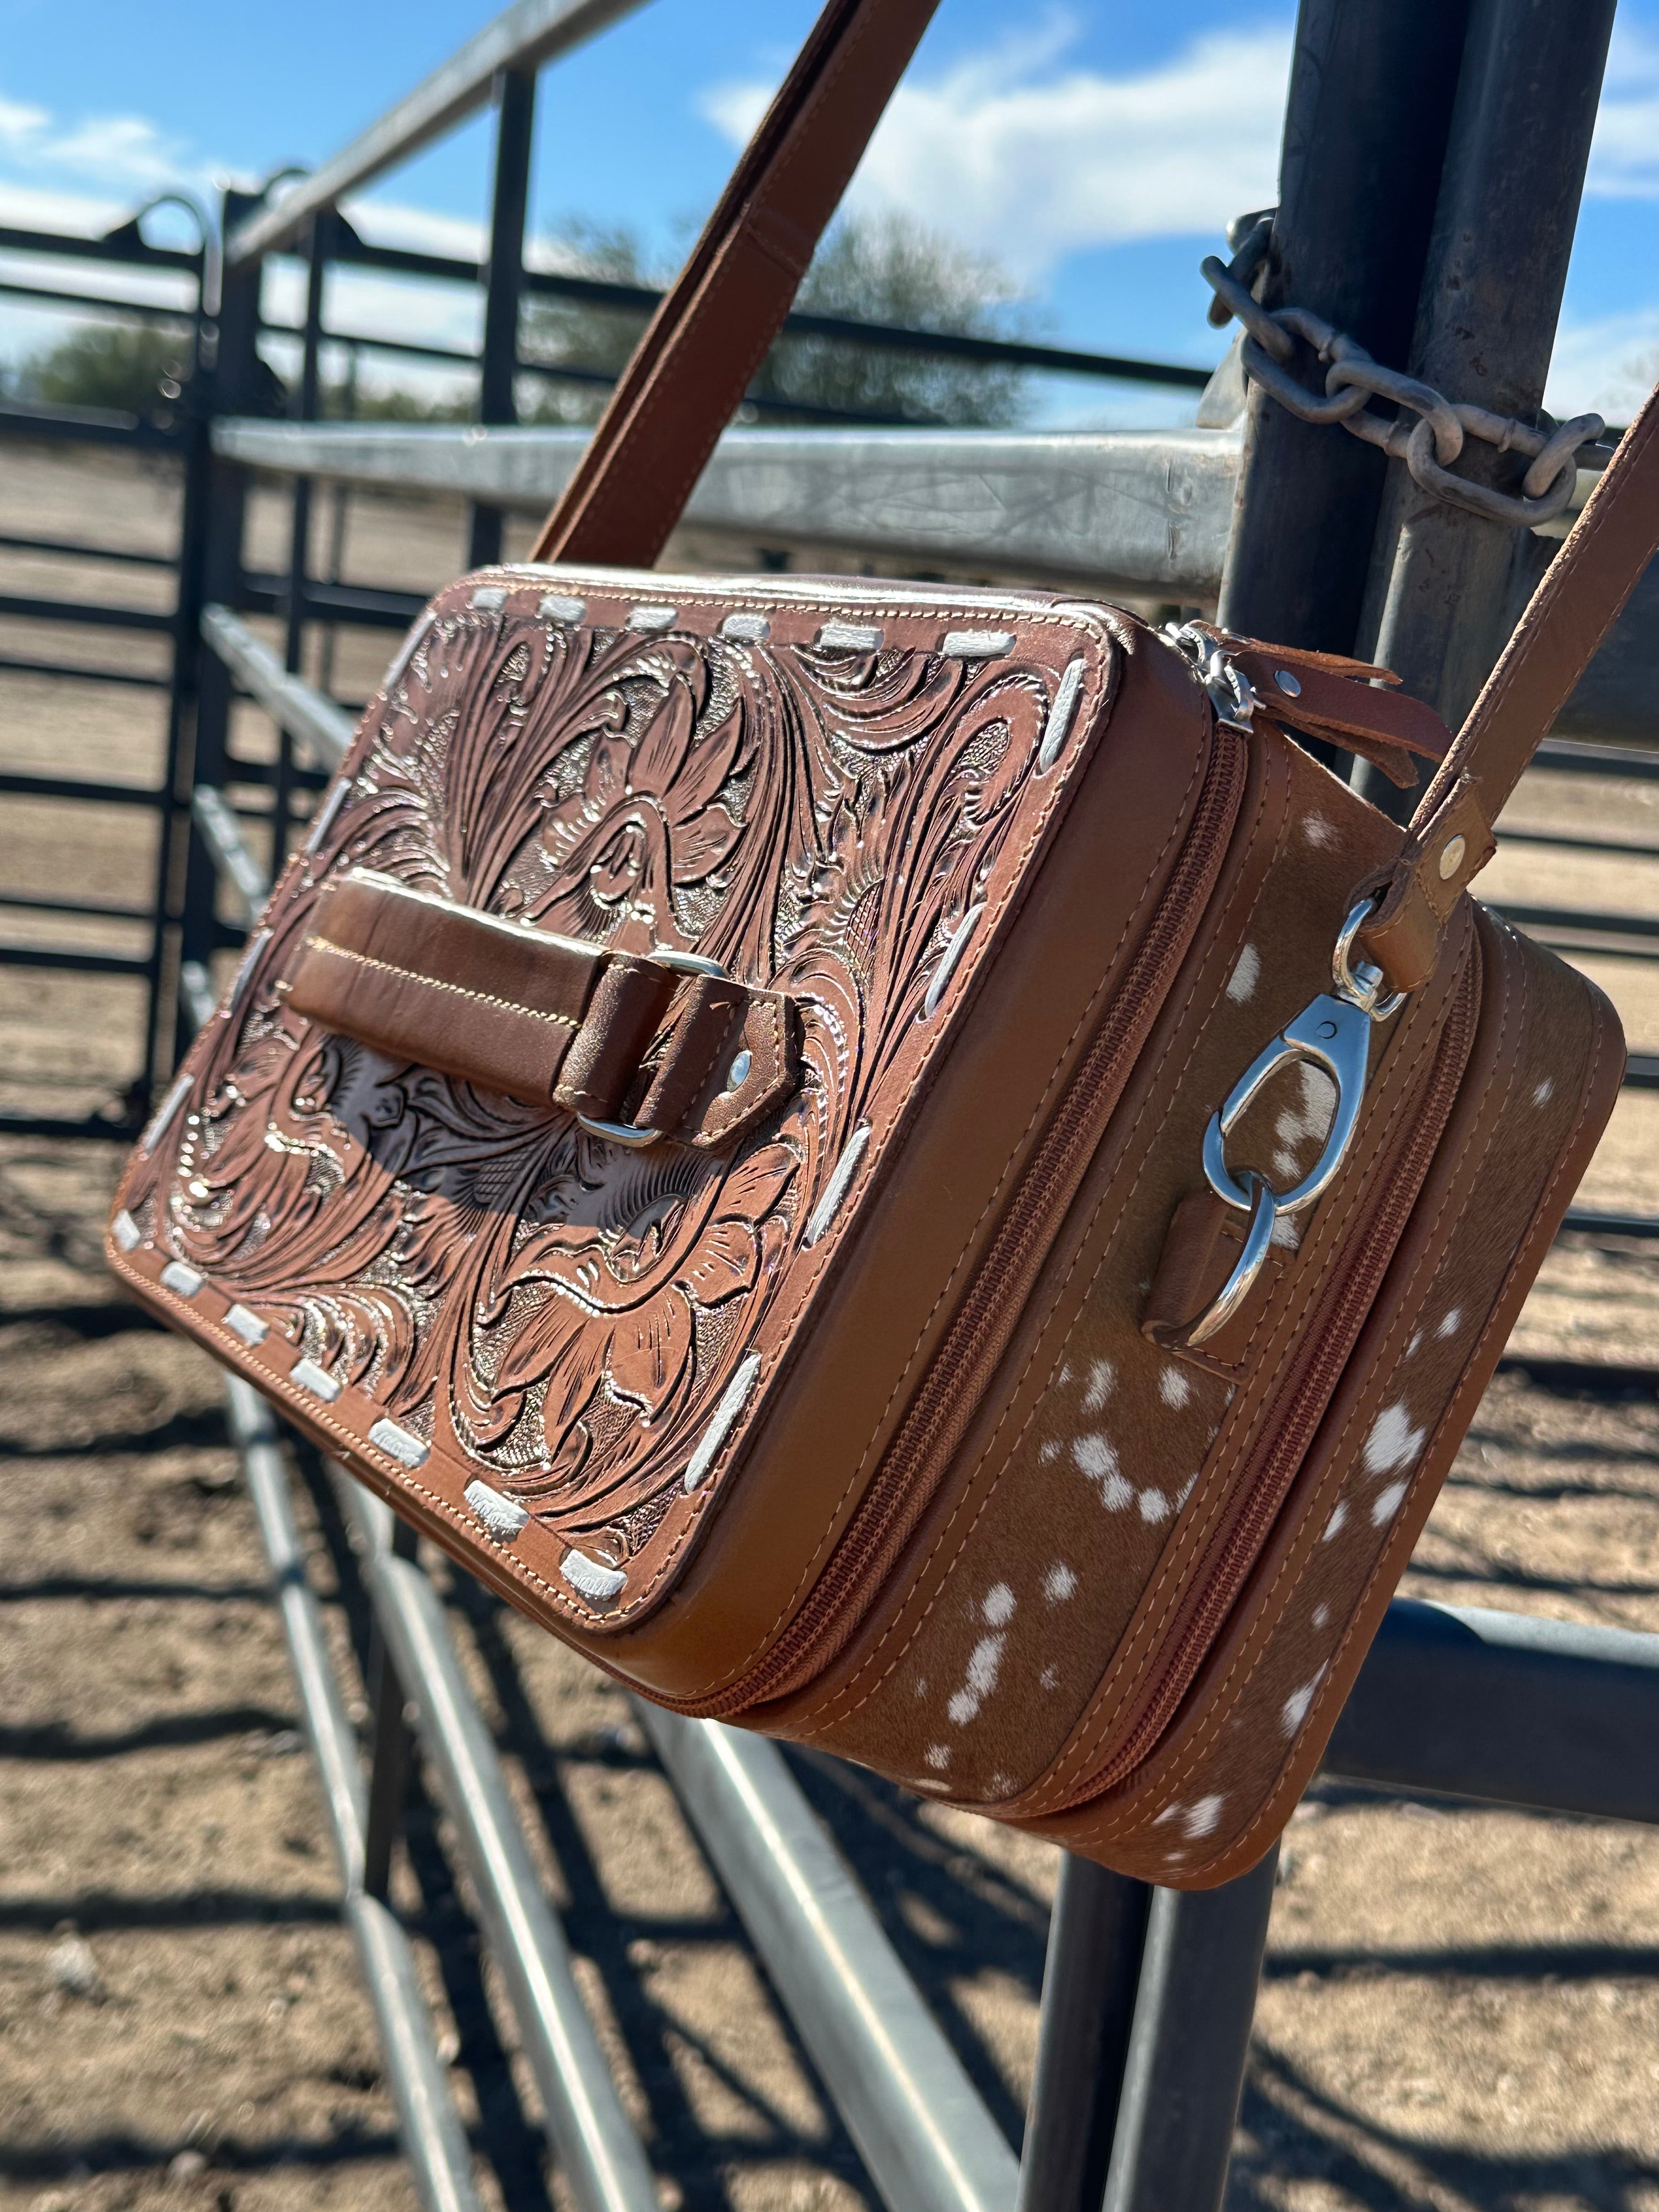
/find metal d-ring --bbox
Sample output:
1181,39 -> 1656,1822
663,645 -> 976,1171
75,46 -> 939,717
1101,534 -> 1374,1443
1190,897 -> 1407,1338
1186,1174 -> 1279,1347
575,944 -> 730,1148
574,1113 -> 668,1149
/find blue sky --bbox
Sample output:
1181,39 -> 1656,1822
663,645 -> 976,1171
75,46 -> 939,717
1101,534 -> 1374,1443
2,0 -> 1657,427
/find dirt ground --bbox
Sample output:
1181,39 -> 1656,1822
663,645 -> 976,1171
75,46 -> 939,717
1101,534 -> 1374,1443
1,443 -> 1656,2211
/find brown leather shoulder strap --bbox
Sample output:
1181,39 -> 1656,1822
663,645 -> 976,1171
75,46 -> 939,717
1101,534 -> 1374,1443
528,0 -> 940,569
1359,376 -> 1659,989
1442,380 -> 1659,820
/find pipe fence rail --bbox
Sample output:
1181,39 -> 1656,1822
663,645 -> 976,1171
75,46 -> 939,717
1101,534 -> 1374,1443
5,0 -> 1659,2202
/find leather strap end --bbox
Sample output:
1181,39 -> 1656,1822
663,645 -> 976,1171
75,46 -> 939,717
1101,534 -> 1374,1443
1211,629 -> 1403,687
635,977 -> 802,1149
1353,776 -> 1495,992
1228,647 -> 1452,782
285,873 -> 605,1109
284,872 -> 800,1148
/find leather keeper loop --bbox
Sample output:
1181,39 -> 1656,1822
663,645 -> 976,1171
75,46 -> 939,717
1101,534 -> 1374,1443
284,871 -> 800,1147
557,958 -> 676,1120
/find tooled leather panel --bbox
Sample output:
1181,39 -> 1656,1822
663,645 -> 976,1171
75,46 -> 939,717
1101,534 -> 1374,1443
109,568 -> 1118,1634
772,735 -> 1451,1802
1031,912 -> 1622,1884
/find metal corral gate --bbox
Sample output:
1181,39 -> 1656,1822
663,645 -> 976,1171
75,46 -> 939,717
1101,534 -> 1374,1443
5,0 -> 1659,2205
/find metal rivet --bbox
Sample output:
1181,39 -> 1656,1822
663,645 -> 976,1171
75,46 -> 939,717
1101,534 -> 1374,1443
1438,833 -> 1467,880
723,1048 -> 753,1095
1274,669 -> 1302,698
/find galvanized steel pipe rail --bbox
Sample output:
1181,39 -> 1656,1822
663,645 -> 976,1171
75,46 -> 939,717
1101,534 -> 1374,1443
221,1375 -> 484,2212
635,1700 -> 1023,2212
180,867 -> 1659,2211
201,602 -> 356,768
330,1476 -> 665,2212
225,0 -> 653,268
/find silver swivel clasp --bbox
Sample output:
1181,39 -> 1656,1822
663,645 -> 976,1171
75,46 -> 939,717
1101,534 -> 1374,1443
1163,622 -> 1259,735
1186,899 -> 1405,1345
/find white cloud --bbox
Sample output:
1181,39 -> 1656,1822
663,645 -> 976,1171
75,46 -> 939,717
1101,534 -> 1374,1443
1587,21 -> 1659,200
0,95 -> 49,148
702,23 -> 1290,280
1547,306 -> 1659,424
0,86 -> 212,204
0,177 -> 134,239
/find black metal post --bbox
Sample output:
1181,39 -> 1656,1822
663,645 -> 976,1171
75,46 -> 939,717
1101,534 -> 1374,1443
1017,1858 -> 1152,2212
175,188 -> 264,1066
1100,1847 -> 1280,2212
275,213 -> 328,868
1352,0 -> 1618,814
362,1513 -> 421,1901
467,66 -> 536,571
1216,0 -> 1476,653
1121,10 -> 1482,2188
141,238 -> 211,1107
315,344 -> 358,701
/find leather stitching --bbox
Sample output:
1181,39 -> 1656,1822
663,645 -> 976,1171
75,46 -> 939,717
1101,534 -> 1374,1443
709,707 -> 1214,1680
788,733 -> 1285,1732
137,602 -> 1124,1636
697,999 -> 785,1144
1012,928 -> 1455,1803
1081,911 -> 1517,1857
296,938 -> 580,1028
1195,940 -> 1609,1878
661,987 -> 748,1135
108,1245 -> 610,1632
799,757 -> 1450,1757
629,637 -> 1139,1638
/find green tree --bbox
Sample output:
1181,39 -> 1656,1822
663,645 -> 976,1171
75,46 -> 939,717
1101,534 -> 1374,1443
755,213 -> 1030,426
19,322 -> 191,416
517,221 -> 661,426
517,212 -> 1030,427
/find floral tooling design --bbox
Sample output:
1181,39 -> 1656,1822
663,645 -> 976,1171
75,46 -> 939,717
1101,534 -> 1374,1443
120,582 -> 1081,1604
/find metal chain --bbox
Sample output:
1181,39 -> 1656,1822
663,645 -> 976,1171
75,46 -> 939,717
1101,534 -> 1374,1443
1200,219 -> 1607,529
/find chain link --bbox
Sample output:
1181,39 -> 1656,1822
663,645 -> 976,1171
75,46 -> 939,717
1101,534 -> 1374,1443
1200,221 -> 1607,529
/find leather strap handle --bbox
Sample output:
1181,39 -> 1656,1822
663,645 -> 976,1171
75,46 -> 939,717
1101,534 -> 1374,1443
528,0 -> 941,568
1359,377 -> 1659,988
283,873 -> 800,1150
